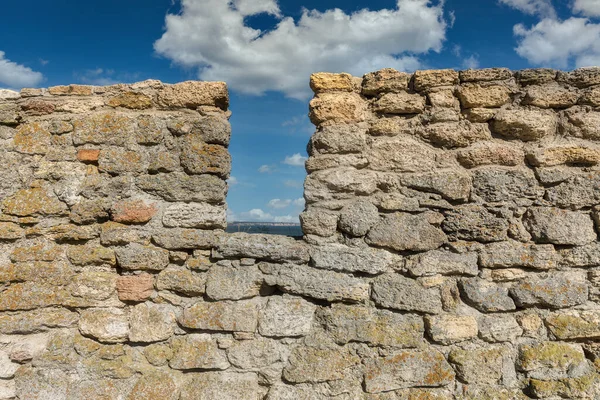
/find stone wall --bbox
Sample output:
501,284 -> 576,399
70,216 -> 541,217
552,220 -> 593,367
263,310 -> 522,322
1,67 -> 600,399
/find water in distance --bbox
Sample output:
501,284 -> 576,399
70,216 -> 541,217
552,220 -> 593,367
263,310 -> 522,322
227,222 -> 303,237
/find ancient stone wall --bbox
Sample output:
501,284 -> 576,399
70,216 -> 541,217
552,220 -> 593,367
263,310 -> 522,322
1,67 -> 600,400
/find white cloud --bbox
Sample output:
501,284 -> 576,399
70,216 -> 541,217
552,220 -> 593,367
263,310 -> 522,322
268,198 -> 292,209
573,0 -> 600,17
499,0 -> 556,18
293,197 -> 305,207
154,0 -> 448,99
274,215 -> 297,223
0,51 -> 44,89
462,55 -> 480,69
241,209 -> 274,221
283,153 -> 307,166
514,17 -> 600,68
284,179 -> 303,188
258,164 -> 275,173
227,176 -> 239,185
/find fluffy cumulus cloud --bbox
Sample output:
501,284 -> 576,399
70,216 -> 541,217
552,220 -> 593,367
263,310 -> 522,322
502,0 -> 600,68
283,153 -> 307,166
268,198 -> 292,209
154,0 -> 448,98
0,51 -> 44,89
239,208 -> 297,223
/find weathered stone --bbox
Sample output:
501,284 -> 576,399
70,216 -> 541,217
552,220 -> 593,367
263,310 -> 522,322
367,135 -> 437,172
216,233 -> 309,263
148,150 -> 180,172
372,273 -> 442,314
529,374 -> 599,399
310,123 -> 366,154
480,241 -> 556,270
557,67 -> 600,87
116,274 -> 154,302
564,108 -> 600,140
420,121 -> 492,148
143,343 -> 173,366
2,187 -> 67,217
152,228 -> 218,250
70,199 -> 109,224
157,81 -> 228,109
337,200 -> 379,236
400,170 -> 472,201
322,304 -> 424,347
69,270 -> 116,301
0,103 -> 19,125
309,92 -> 368,125
262,263 -> 369,303
428,89 -> 459,108
478,314 -> 523,343
227,338 -> 282,369
523,84 -> 579,108
106,92 -> 152,109
528,143 -> 600,168
305,167 -> 379,201
460,68 -> 512,82
180,137 -> 231,177
524,207 -> 596,245
156,268 -> 206,296
546,310 -> 600,340
560,243 -> 600,267
362,69 -> 410,96
299,208 -> 338,237
472,167 -> 542,203
517,68 -> 557,85
100,222 -> 150,246
448,347 -> 505,385
179,300 -> 259,332
0,222 -> 24,240
310,244 -> 395,275
258,295 -> 316,337
517,341 -> 586,379
457,84 -> 511,108
163,202 -> 226,229
491,109 -> 557,141
0,308 -> 78,334
510,273 -> 588,308
310,72 -> 354,93
73,112 -> 135,145
129,303 -> 175,342
426,315 -> 478,344
110,199 -> 157,224
205,264 -> 262,300
545,173 -> 600,209
443,205 -> 509,242
126,372 -> 178,400
98,148 -> 145,175
406,249 -> 478,277
48,120 -> 73,134
374,92 -> 426,114
14,367 -> 69,400
170,334 -> 229,370
179,372 -> 262,400
413,69 -> 459,91
366,212 -> 447,252
137,172 -> 226,203
457,141 -> 524,168
13,122 -> 51,154
67,245 -> 116,266
79,308 -> 129,343
283,345 -> 360,383
115,243 -> 169,271
49,84 -> 92,95
364,349 -> 455,393
459,278 -> 516,312
580,86 -> 600,106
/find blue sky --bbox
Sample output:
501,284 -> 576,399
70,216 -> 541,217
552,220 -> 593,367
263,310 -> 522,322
2,0 -> 600,222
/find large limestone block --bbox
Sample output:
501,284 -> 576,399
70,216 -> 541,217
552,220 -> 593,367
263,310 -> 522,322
262,263 -> 369,303
426,315 -> 478,345
310,244 -> 396,275
510,273 -> 588,309
304,167 -> 379,202
115,243 -> 170,271
457,141 -> 524,168
478,314 -> 523,343
420,121 -> 491,148
310,72 -> 354,93
258,295 -> 316,337
170,334 -> 229,370
282,345 -> 360,383
163,202 -> 226,229
129,303 -> 176,343
72,112 -> 136,145
322,304 -> 424,347
215,233 -> 309,263
472,167 -> 543,202
180,137 -> 231,177
227,337 -> 283,369
2,187 -> 68,217
309,92 -> 368,125
78,308 -> 129,343
527,143 -> 600,167
136,172 -> 227,203
156,267 -> 206,296
406,249 -> 478,277
443,205 -> 509,243
168,115 -> 231,146
152,228 -> 219,250
179,372 -> 263,400
400,169 -> 472,201
299,208 -> 338,237
338,199 -> 379,236
13,122 -> 51,154
116,274 -> 154,302
491,109 -> 557,141
457,84 -> 511,108
460,68 -> 512,82
517,341 -> 587,380
545,173 -> 600,208
179,299 -> 259,332
157,81 -> 229,109
459,278 -> 516,312
480,241 -> 556,270
366,213 -> 447,252
0,308 -> 78,334
546,310 -> 600,340
373,92 -> 426,114
517,68 -> 557,85
205,264 -> 263,300
560,243 -> 600,267
413,69 -> 459,91
371,273 -> 443,314
448,347 -> 506,385
522,84 -> 579,108
524,207 -> 596,245
368,136 -> 438,172
362,68 -> 410,96
309,123 -> 367,154
364,349 -> 455,393
563,109 -> 600,140
98,148 -> 146,175
126,373 -> 178,400
557,67 -> 600,87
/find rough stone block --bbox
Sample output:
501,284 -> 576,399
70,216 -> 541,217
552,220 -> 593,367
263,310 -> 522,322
371,273 -> 443,314
362,68 -> 410,96
179,300 -> 259,332
478,314 -> 523,343
459,278 -> 515,312
420,121 -> 491,148
517,341 -> 587,380
110,199 -> 157,224
72,112 -> 135,146
366,212 -> 447,252
106,92 -> 152,109
373,92 -> 426,114
98,148 -> 146,175
460,68 -> 512,82
310,243 -> 396,275
216,233 -> 309,263
310,72 -> 354,93
406,249 -> 478,277
283,345 -> 360,383
522,84 -> 579,108
443,205 -> 509,243
162,202 -> 226,229
309,92 -> 368,125
156,267 -> 206,296
299,208 -> 338,237
457,141 -> 524,168
491,109 -> 557,141
180,137 -> 231,178
472,167 -> 542,202
510,273 -> 588,309
116,274 -> 154,302
179,372 -> 263,400
457,84 -> 511,108
205,264 -> 262,300
546,311 -> 600,340
157,81 -> 229,110
115,243 -> 170,271
129,303 -> 176,343
524,207 -> 596,245
310,123 -> 367,154
413,69 -> 459,91
557,67 -> 600,88
136,172 -> 227,203
527,144 -> 600,167
258,295 -> 316,338
448,347 -> 506,385
170,334 -> 229,370
78,308 -> 129,343
426,315 -> 478,344
517,68 -> 557,85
